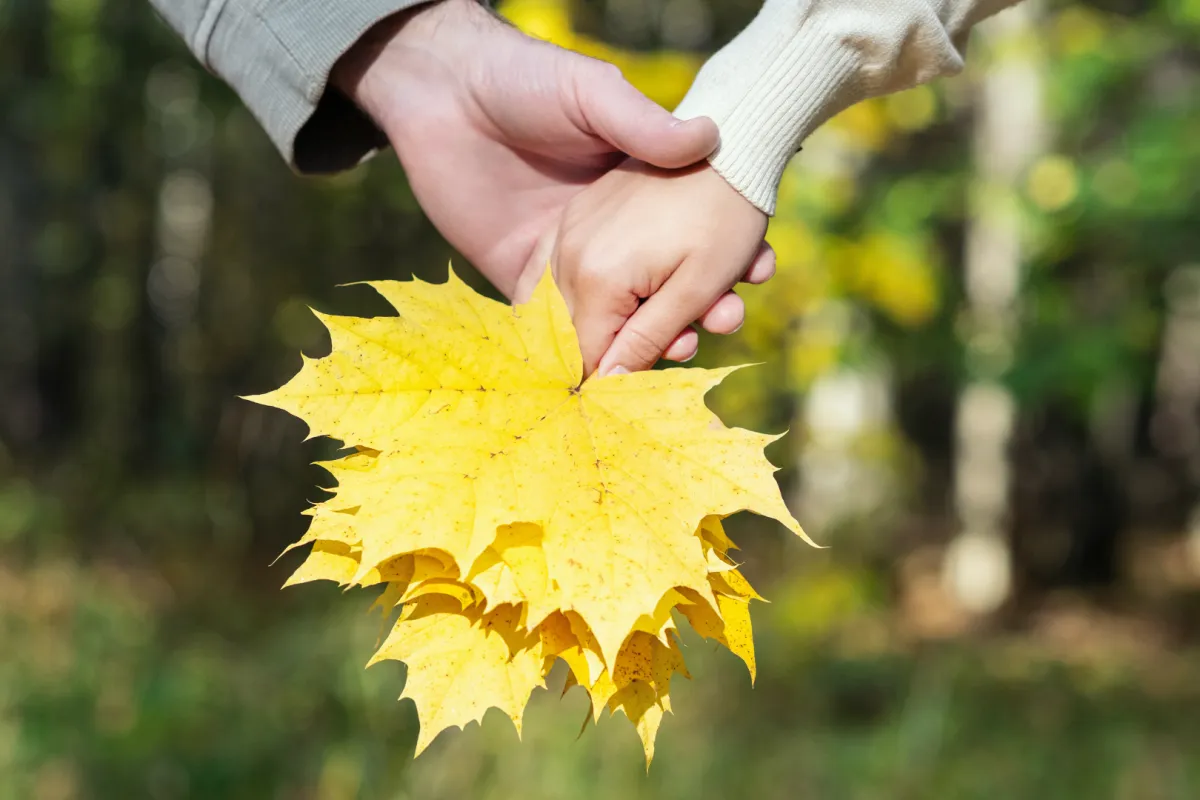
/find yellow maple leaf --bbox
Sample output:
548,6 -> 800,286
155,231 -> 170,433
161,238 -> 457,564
538,611 -> 594,684
712,565 -> 767,603
608,681 -> 666,766
585,630 -> 690,766
284,540 -> 359,587
467,522 -> 556,623
249,271 -> 808,668
677,580 -> 760,684
256,271 -> 808,763
368,595 -> 544,755
713,594 -> 756,682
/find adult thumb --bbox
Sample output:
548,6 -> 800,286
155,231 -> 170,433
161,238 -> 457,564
576,61 -> 719,168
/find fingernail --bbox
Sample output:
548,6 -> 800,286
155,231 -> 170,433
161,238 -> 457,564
604,365 -> 630,377
680,351 -> 696,363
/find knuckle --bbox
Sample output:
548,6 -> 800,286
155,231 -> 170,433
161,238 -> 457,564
620,325 -> 670,366
674,285 -> 713,315
572,58 -> 624,100
589,59 -> 625,86
573,256 -> 617,292
554,233 -> 593,273
554,231 -> 584,266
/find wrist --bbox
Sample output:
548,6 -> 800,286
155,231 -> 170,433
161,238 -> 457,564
331,0 -> 491,134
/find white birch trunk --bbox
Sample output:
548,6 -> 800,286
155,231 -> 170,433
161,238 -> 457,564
944,2 -> 1047,614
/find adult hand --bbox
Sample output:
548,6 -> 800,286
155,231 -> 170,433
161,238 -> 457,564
332,0 -> 719,298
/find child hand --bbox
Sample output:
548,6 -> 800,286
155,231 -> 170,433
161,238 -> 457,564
518,160 -> 774,377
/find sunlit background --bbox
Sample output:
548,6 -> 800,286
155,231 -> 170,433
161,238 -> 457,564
3,0 -> 1200,797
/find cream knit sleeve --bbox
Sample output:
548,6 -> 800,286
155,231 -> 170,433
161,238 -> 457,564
672,0 -> 1022,214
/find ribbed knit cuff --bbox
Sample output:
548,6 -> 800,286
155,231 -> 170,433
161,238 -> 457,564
201,0 -> 430,173
673,6 -> 863,216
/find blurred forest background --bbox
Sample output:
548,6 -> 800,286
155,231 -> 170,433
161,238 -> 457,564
3,0 -> 1200,797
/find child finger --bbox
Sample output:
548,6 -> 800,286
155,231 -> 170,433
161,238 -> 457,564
698,292 -> 745,335
596,258 -> 722,375
662,328 -> 700,362
740,242 -> 776,285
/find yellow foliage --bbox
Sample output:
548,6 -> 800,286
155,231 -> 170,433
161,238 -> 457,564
845,232 -> 940,328
776,565 -> 873,639
767,217 -> 819,273
884,85 -> 938,132
498,0 -> 573,42
250,270 -> 804,763
828,100 -> 891,153
787,324 -> 844,387
1026,155 -> 1080,212
1053,6 -> 1109,56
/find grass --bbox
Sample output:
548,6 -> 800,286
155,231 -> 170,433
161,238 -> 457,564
3,549 -> 1198,800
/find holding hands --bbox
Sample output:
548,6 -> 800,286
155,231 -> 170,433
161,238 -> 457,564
332,0 -> 771,375
155,0 -> 1013,373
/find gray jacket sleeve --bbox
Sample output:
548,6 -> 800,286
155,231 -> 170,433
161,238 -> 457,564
148,0 -> 432,173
